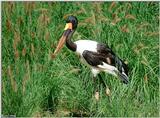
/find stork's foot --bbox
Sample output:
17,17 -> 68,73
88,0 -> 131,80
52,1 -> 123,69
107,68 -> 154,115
105,87 -> 111,96
94,91 -> 100,101
92,76 -> 100,101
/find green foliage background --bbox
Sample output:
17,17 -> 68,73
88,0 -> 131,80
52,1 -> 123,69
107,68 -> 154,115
2,1 -> 159,117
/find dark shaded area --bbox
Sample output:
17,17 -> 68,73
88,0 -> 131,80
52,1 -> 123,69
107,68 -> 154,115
42,86 -> 60,114
69,111 -> 90,117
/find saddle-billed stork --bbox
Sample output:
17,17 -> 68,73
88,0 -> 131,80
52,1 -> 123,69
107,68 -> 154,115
53,15 -> 129,100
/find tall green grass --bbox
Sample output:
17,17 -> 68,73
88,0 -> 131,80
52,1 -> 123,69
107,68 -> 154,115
2,2 -> 159,117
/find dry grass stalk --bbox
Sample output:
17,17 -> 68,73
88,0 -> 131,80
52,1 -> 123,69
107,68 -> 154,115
144,74 -> 148,84
63,9 -> 85,19
22,73 -> 29,94
38,14 -> 50,26
25,60 -> 30,76
7,2 -> 14,13
133,43 -> 148,54
17,17 -> 24,26
133,48 -> 139,54
92,13 -> 96,26
40,8 -> 48,14
38,14 -> 44,25
14,31 -> 21,43
114,5 -> 123,14
78,22 -> 87,27
141,60 -> 148,66
31,32 -> 35,39
141,56 -> 148,66
125,14 -> 136,20
44,15 -> 50,25
125,3 -> 132,11
108,2 -> 116,13
99,15 -> 110,23
8,65 -> 12,77
112,13 -> 117,19
2,81 -> 5,94
22,60 -> 30,94
75,2 -> 81,6
45,30 -> 50,41
24,2 -> 35,15
110,13 -> 121,25
93,2 -> 102,14
8,66 -> 17,92
6,19 -> 12,31
145,32 -> 159,37
111,14 -> 121,26
75,9 -> 84,15
13,39 -> 17,51
31,43 -> 35,55
112,18 -> 121,25
83,16 -> 95,25
136,22 -> 150,31
16,66 -> 19,75
94,28 -> 101,35
14,50 -> 19,59
22,48 -> 26,57
120,24 -> 129,33
13,31 -> 21,51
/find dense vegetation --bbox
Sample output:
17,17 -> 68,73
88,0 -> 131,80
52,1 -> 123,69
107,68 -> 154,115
2,2 -> 159,117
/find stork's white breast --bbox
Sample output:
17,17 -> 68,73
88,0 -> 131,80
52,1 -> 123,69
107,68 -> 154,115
74,40 -> 98,55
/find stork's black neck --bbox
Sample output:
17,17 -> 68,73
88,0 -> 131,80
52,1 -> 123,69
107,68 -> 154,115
63,29 -> 77,52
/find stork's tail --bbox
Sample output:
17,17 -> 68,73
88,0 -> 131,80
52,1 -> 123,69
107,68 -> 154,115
118,72 -> 129,84
98,62 -> 129,84
115,56 -> 129,84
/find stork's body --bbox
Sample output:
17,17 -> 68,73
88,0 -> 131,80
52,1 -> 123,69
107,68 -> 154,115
53,16 -> 129,100
74,40 -> 128,83
74,40 -> 117,76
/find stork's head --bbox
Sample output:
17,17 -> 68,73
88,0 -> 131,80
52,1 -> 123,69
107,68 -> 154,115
64,15 -> 78,31
53,15 -> 78,57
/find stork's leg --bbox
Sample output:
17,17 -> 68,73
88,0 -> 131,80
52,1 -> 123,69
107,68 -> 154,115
93,76 -> 99,100
92,69 -> 100,101
98,74 -> 106,88
98,73 -> 111,96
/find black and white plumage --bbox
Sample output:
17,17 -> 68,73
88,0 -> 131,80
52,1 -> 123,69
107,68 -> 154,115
75,40 -> 129,84
53,16 -> 129,98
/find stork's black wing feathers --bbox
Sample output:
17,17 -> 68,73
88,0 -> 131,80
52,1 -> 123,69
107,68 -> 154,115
82,47 -> 129,84
82,43 -> 129,76
82,43 -> 117,67
96,43 -> 115,55
82,50 -> 106,67
96,43 -> 128,75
